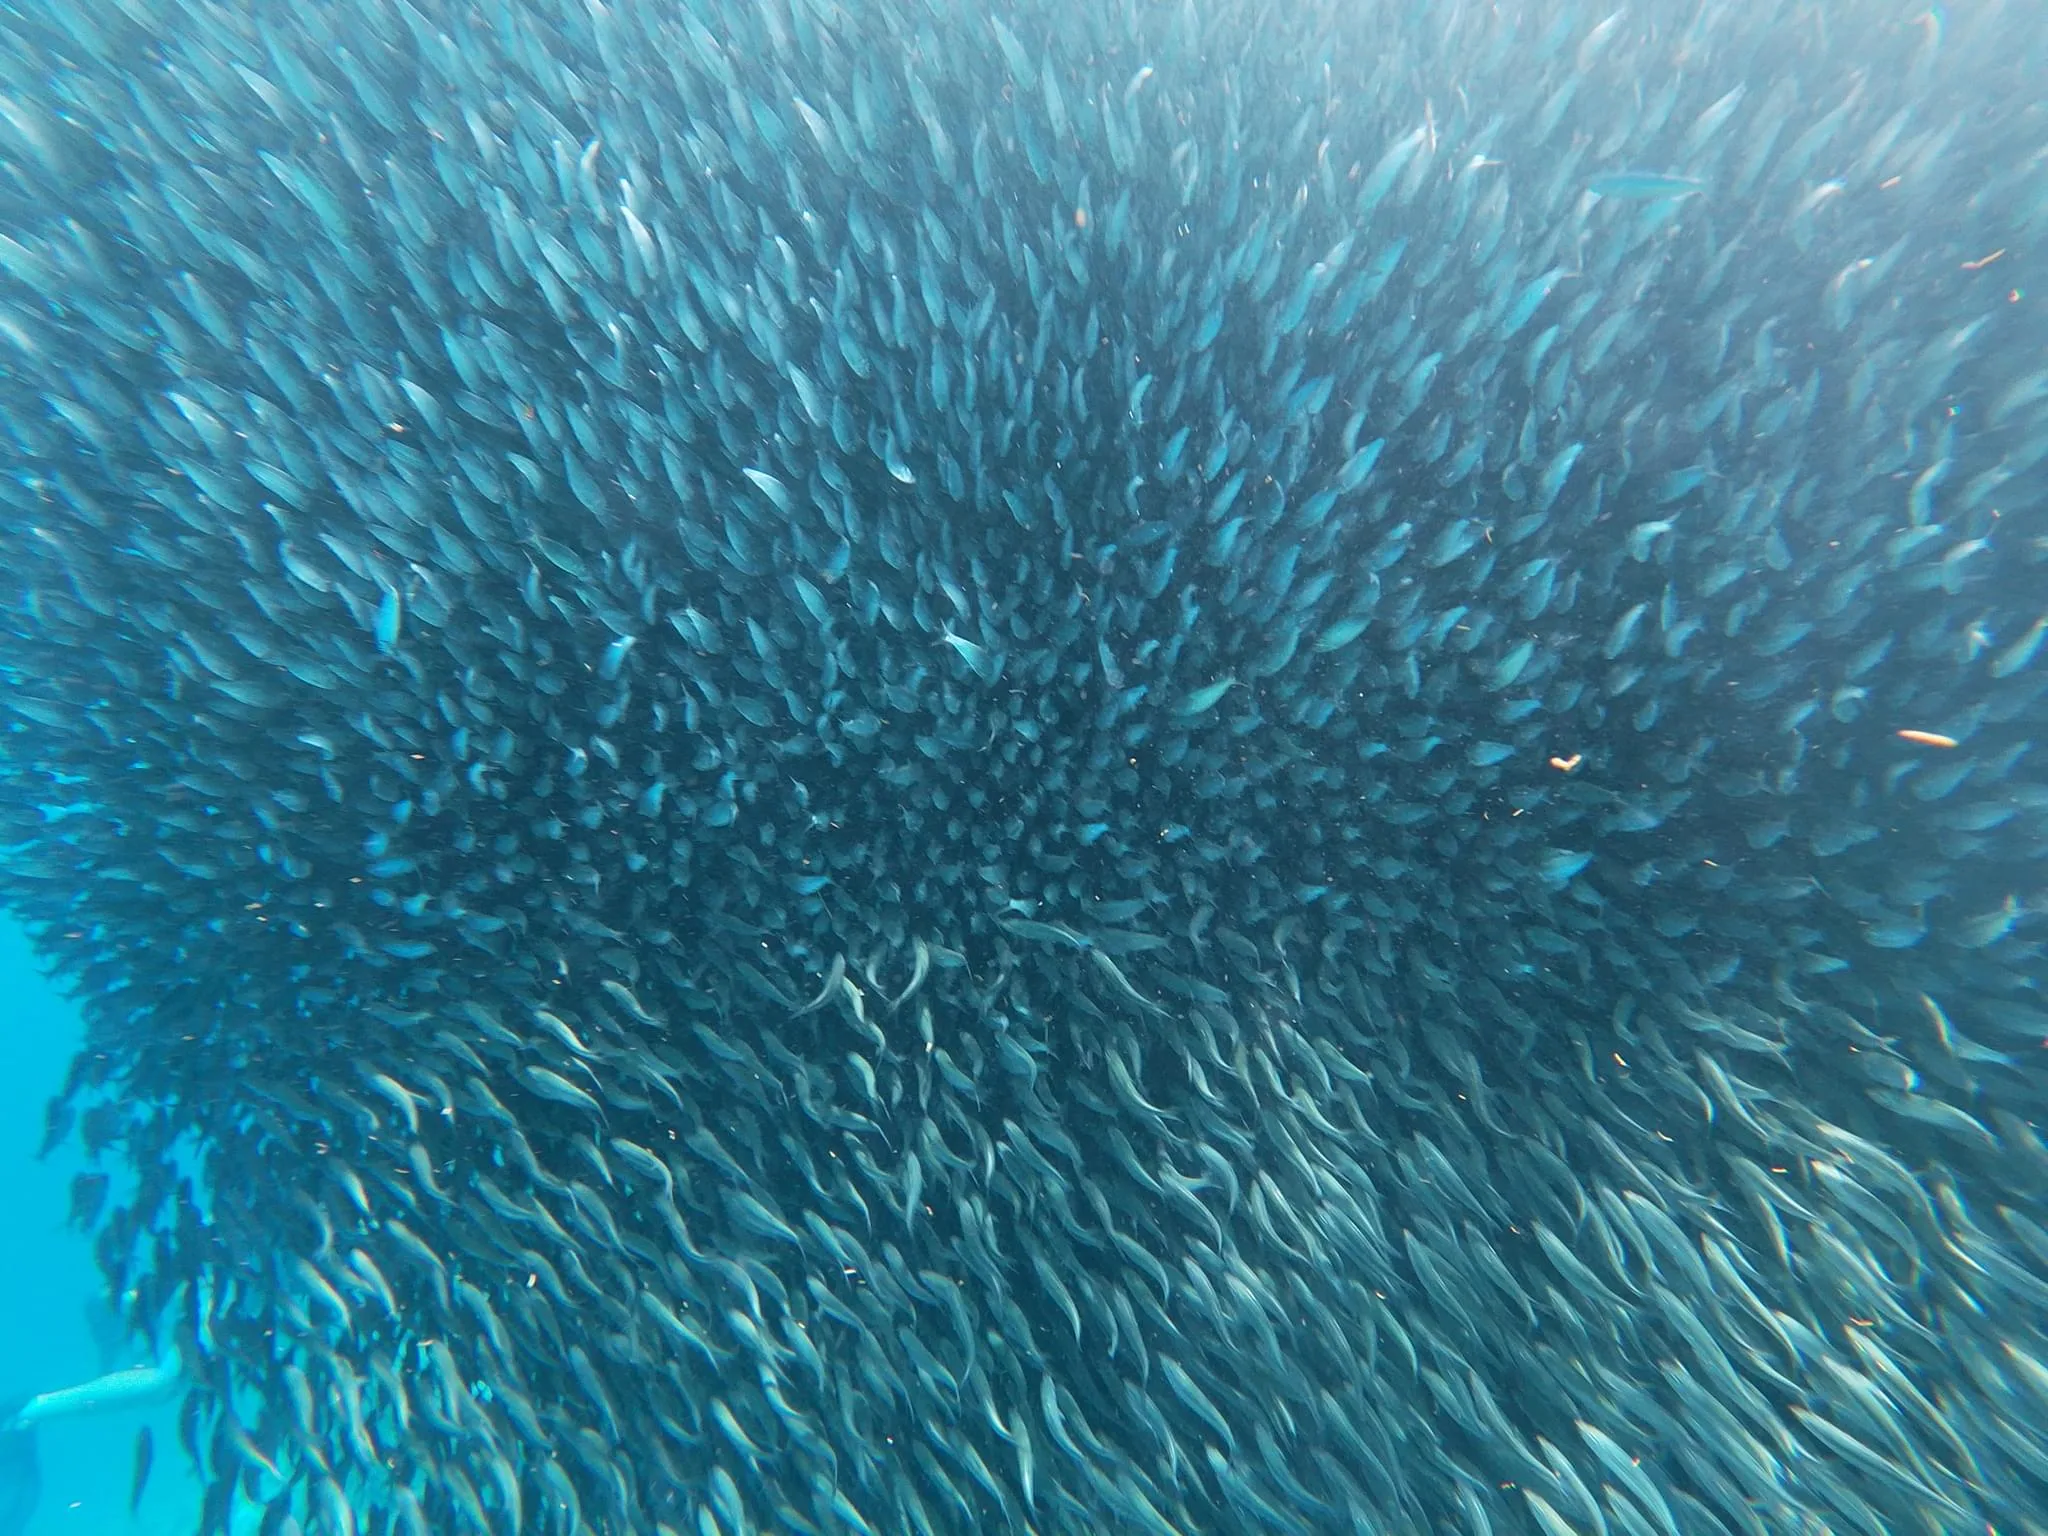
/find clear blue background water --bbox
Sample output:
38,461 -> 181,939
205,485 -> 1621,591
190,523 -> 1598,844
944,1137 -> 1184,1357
0,919 -> 198,1533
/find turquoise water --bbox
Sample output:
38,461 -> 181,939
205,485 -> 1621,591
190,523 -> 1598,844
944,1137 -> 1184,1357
0,921 -> 197,1534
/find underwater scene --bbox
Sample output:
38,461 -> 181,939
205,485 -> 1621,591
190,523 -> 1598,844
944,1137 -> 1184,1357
0,0 -> 2046,1532
0,920 -> 200,1533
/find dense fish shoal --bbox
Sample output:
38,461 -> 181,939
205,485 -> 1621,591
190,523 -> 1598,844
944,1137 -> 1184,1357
0,0 -> 2046,1533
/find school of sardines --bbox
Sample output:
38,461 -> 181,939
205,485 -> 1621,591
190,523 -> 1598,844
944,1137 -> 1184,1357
0,0 -> 2044,1530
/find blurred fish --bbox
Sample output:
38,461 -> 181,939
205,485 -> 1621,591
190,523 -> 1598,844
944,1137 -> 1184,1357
127,1426 -> 151,1516
9,1354 -> 181,1430
80,1292 -> 136,1376
1587,171 -> 1705,201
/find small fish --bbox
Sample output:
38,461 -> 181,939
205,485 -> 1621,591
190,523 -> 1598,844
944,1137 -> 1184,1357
741,467 -> 792,513
1991,616 -> 2047,678
373,584 -> 402,653
1587,171 -> 1704,201
1896,728 -> 1959,748
517,1065 -> 604,1118
1313,616 -> 1371,653
940,629 -> 1003,683
129,1426 -> 153,1515
1538,849 -> 1592,886
1175,676 -> 1238,717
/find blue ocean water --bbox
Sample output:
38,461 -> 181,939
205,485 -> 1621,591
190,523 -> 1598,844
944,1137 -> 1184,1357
0,920 -> 197,1534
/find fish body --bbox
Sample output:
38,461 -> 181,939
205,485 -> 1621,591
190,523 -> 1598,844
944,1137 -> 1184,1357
1587,171 -> 1705,201
11,1354 -> 181,1430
